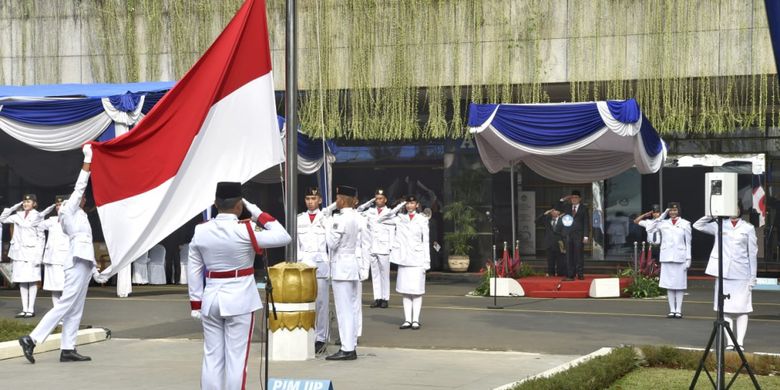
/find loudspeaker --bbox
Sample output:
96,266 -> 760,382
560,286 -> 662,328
704,172 -> 739,217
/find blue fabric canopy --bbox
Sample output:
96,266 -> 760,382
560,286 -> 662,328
468,100 -> 666,182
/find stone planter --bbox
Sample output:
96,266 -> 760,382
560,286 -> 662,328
448,255 -> 470,272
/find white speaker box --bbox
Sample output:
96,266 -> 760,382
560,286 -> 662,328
704,172 -> 739,217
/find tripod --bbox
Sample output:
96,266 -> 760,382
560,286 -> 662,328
690,217 -> 760,390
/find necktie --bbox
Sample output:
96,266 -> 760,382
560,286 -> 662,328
572,205 -> 577,216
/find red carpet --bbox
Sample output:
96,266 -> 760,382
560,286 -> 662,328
517,275 -> 632,298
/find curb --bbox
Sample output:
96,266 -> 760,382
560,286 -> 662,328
491,347 -> 614,390
0,328 -> 110,361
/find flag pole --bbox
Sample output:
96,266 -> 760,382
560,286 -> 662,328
284,0 -> 298,263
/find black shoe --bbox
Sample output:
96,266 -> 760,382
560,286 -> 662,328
369,299 -> 381,308
24,312 -> 35,318
315,341 -> 327,354
15,311 -> 26,318
411,321 -> 421,330
18,336 -> 35,364
577,275 -> 585,280
380,299 -> 389,308
325,349 -> 357,361
667,312 -> 676,318
60,349 -> 91,362
399,321 -> 412,329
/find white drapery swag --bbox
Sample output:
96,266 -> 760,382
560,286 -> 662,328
101,95 -> 146,137
0,106 -> 113,152
470,102 -> 666,183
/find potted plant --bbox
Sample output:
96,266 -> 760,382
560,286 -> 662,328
442,200 -> 478,272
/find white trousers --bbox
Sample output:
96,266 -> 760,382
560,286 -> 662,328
30,258 -> 92,350
356,282 -> 363,337
332,280 -> 358,352
201,302 -> 254,390
370,253 -> 390,300
315,277 -> 330,342
725,314 -> 749,347
19,282 -> 38,314
116,262 -> 132,298
667,289 -> 684,313
402,295 -> 423,323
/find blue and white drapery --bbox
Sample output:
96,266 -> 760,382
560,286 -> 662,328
0,82 -> 174,151
252,116 -> 336,204
467,99 -> 666,183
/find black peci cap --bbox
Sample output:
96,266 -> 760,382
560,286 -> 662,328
305,187 -> 321,197
23,194 -> 37,202
667,202 -> 680,210
405,195 -> 417,202
651,204 -> 661,212
215,182 -> 242,200
375,188 -> 386,196
336,185 -> 357,197
55,194 -> 70,203
571,190 -> 581,197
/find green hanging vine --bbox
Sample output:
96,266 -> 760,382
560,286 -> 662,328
1,0 -> 777,140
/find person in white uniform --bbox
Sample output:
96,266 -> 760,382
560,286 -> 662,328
359,188 -> 395,309
646,202 -> 691,318
187,182 -> 290,390
19,145 -> 97,363
40,195 -> 71,306
382,195 -> 430,330
693,204 -> 758,351
324,185 -> 362,361
1,194 -> 54,318
296,187 -> 331,354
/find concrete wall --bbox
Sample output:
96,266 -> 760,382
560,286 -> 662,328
0,0 -> 774,88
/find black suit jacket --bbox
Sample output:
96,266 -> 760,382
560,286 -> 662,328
563,203 -> 590,240
536,213 -> 565,250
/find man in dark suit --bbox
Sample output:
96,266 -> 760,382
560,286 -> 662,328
560,190 -> 590,280
536,206 -> 566,277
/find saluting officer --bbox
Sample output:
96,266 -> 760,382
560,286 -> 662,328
39,195 -> 71,306
359,188 -> 395,308
646,202 -> 691,318
693,204 -> 758,351
296,187 -> 330,354
325,185 -> 361,361
188,182 -> 291,389
1,193 -> 54,318
19,145 -> 97,363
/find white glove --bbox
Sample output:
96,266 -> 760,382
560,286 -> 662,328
685,259 -> 691,270
42,203 -> 57,217
12,201 -> 23,210
190,310 -> 202,321
242,199 -> 262,221
749,277 -> 757,290
92,269 -> 108,284
82,144 -> 93,163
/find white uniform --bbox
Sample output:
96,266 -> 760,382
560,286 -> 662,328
326,207 -> 361,352
362,206 -> 395,302
646,215 -> 692,290
0,206 -> 47,283
30,169 -> 97,351
693,216 -> 758,313
296,209 -> 330,343
638,219 -> 662,245
354,212 -> 371,337
41,216 -> 69,293
389,212 -> 431,295
188,211 -> 290,390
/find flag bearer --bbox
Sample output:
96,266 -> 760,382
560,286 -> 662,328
359,188 -> 395,309
40,195 -> 71,306
646,202 -> 692,318
187,182 -> 291,389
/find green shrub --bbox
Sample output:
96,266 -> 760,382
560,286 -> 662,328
639,345 -> 780,376
619,268 -> 665,298
512,347 -> 637,390
471,263 -> 541,297
0,319 -> 35,342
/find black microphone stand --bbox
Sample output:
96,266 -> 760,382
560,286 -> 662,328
690,217 -> 760,390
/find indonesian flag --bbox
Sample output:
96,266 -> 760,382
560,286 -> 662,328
90,0 -> 282,277
753,175 -> 766,227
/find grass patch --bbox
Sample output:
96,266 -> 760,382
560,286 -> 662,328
640,345 -> 780,376
0,319 -> 35,342
512,347 -> 637,390
608,367 -> 780,389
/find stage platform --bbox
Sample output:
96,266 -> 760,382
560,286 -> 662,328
516,276 -> 632,298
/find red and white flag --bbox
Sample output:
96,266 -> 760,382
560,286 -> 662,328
90,0 -> 282,277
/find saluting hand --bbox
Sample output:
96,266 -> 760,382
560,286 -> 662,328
82,144 -> 93,163
191,310 -> 202,321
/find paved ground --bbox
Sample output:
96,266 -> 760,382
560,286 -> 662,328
0,276 -> 779,389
